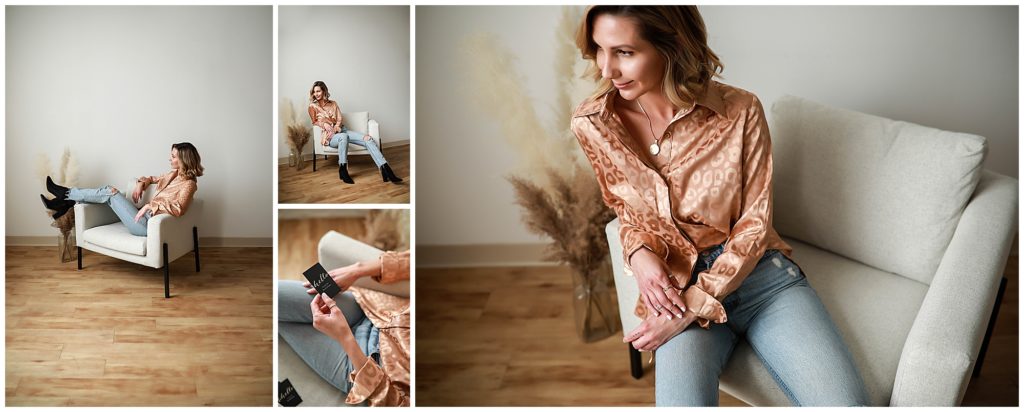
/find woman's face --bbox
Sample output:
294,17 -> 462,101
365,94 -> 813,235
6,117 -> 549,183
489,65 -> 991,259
592,14 -> 665,102
312,85 -> 324,101
170,148 -> 180,170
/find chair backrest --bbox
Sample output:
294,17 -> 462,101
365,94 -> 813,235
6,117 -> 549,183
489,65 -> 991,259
769,95 -> 987,285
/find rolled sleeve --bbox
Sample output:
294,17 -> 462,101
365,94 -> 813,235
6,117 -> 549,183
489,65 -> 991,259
345,361 -> 410,407
375,250 -> 410,284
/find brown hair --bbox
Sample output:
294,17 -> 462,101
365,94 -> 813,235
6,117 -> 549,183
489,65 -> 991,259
575,6 -> 724,108
172,142 -> 204,180
309,80 -> 330,103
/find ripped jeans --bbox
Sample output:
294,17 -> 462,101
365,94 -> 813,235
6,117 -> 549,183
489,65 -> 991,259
655,244 -> 869,406
67,186 -> 150,236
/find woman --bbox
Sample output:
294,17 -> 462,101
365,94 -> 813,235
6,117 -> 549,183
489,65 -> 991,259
278,249 -> 410,407
308,80 -> 403,185
572,6 -> 869,406
40,142 -> 203,236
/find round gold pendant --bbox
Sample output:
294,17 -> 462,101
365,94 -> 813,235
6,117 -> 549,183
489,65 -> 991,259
649,143 -> 661,156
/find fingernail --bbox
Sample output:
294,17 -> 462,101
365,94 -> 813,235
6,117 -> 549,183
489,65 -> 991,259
677,313 -> 682,319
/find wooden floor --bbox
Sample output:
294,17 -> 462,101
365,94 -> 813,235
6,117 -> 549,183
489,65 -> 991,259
278,217 -> 365,282
6,246 -> 273,406
278,145 -> 410,204
415,255 -> 1019,406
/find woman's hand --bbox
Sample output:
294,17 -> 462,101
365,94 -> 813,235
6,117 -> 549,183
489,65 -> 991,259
630,247 -> 687,319
133,204 -> 151,222
303,259 -> 381,295
333,125 -> 342,134
310,292 -> 354,342
132,182 -> 145,203
363,134 -> 373,142
625,310 -> 699,352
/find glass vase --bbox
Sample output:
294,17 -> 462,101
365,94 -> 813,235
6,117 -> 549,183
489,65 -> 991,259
571,256 -> 622,343
58,231 -> 75,263
288,149 -> 298,167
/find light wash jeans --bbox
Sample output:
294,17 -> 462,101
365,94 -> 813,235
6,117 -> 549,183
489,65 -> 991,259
655,244 -> 869,406
67,186 -> 150,236
278,280 -> 380,395
328,127 -> 388,167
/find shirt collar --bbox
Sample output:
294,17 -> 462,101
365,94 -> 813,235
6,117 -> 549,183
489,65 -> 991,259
573,80 -> 727,119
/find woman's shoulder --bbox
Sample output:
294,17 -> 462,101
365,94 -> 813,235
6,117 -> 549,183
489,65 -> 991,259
709,80 -> 764,115
572,93 -> 607,120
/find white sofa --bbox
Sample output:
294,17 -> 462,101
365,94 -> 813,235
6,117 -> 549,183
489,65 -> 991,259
75,180 -> 202,298
312,111 -> 381,172
607,95 -> 1017,406
278,230 -> 409,406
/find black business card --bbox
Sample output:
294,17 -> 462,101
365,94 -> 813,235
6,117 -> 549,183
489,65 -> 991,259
302,262 -> 342,297
278,379 -> 302,406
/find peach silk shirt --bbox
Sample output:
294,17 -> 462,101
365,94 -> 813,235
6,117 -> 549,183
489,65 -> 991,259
136,170 -> 197,217
346,250 -> 411,406
308,100 -> 343,146
571,80 -> 793,329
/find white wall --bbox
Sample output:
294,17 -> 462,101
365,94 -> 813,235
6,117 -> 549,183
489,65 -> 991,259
278,5 -> 410,158
417,5 -> 1018,246
7,6 -> 272,239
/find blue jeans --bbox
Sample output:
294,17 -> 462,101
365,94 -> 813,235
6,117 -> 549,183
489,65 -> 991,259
278,280 -> 380,394
328,127 -> 387,167
67,186 -> 150,236
655,244 -> 869,406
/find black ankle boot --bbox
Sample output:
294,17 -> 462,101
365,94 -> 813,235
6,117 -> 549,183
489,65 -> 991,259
40,194 -> 74,220
380,164 -> 403,184
46,176 -> 69,199
338,163 -> 355,184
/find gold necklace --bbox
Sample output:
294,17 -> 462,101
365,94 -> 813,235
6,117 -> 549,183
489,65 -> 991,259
636,100 -> 662,156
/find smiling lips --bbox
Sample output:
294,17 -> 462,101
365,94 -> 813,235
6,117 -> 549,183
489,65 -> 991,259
613,80 -> 634,89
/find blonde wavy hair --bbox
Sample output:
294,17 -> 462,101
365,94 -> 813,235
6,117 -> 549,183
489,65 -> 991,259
575,5 -> 724,108
172,142 -> 204,180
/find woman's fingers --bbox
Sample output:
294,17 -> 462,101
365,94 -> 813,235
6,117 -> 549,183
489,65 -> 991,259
650,287 -> 679,319
642,292 -> 661,318
305,288 -> 317,295
664,286 -> 688,315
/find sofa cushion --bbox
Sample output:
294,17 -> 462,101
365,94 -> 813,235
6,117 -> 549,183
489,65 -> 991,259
82,223 -> 147,256
343,111 -> 369,134
720,238 -> 928,406
769,95 -> 987,284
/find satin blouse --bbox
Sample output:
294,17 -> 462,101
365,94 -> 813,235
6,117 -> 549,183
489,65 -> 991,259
571,81 -> 793,329
345,250 -> 411,406
137,170 -> 197,218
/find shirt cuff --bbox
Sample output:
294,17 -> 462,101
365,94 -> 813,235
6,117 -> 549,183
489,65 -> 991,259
345,361 -> 386,405
682,285 -> 728,329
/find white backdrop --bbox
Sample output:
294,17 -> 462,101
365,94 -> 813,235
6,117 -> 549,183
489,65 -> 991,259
417,5 -> 1018,246
7,6 -> 273,240
278,5 -> 411,158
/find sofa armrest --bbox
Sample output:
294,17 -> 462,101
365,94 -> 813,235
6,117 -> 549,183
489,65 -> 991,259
73,203 -> 119,240
891,170 -> 1018,406
318,230 -> 409,298
145,199 -> 203,266
368,119 -> 381,145
606,218 -> 642,336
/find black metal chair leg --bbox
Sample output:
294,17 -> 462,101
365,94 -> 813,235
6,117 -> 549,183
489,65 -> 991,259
77,247 -> 82,270
313,145 -> 317,171
193,226 -> 200,272
973,276 -> 1008,377
629,344 -> 643,379
163,242 -> 170,299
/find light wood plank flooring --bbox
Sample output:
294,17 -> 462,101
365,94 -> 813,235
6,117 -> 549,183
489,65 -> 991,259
6,246 -> 273,406
278,145 -> 410,204
416,255 -> 1018,406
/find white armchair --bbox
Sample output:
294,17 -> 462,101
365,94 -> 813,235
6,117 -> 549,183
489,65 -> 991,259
312,111 -> 381,172
278,230 -> 409,406
74,180 -> 202,298
607,95 -> 1017,406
